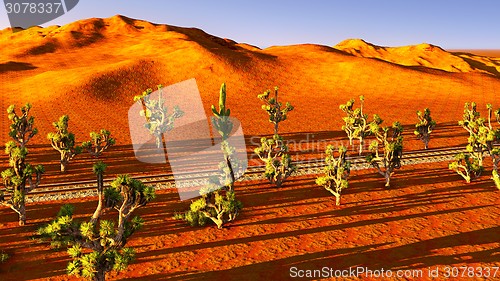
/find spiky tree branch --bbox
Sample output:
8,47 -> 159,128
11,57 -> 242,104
81,130 -> 116,158
47,115 -> 82,172
414,108 -> 436,149
366,120 -> 404,188
133,85 -> 184,148
315,145 -> 351,205
38,169 -> 155,281
0,104 -> 44,226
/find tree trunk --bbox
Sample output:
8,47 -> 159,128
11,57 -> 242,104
18,204 -> 26,226
91,173 -> 104,223
424,139 -> 429,150
334,193 -> 341,206
384,173 -> 391,188
93,269 -> 106,281
60,160 -> 67,172
358,137 -> 363,155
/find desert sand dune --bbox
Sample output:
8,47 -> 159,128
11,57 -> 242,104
1,15 -> 499,149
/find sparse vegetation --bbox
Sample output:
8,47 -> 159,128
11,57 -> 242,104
451,103 -> 500,184
175,84 -> 243,229
414,108 -> 436,149
81,129 -> 116,158
315,145 -> 351,205
0,104 -> 45,225
340,96 -> 373,155
255,87 -> 296,187
47,115 -> 82,172
0,251 -> 8,263
133,85 -> 184,148
37,165 -> 155,281
366,120 -> 404,188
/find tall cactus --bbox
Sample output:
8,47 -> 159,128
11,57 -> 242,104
133,85 -> 184,148
175,83 -> 243,229
47,115 -> 82,172
1,104 -> 44,226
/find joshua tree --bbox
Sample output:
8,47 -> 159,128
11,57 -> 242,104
414,108 -> 436,149
255,87 -> 296,187
81,130 -> 116,158
340,96 -> 378,155
47,115 -> 82,172
38,166 -> 155,281
315,145 -> 351,205
452,103 -> 500,184
133,85 -> 184,148
258,86 -> 294,136
0,104 -> 44,226
492,170 -> 500,190
449,153 -> 483,183
366,121 -> 404,188
175,83 -> 243,229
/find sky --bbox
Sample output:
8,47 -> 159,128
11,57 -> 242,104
0,0 -> 499,49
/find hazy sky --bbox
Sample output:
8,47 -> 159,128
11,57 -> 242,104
0,0 -> 499,49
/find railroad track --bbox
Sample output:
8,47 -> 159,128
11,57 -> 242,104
16,144 -> 497,202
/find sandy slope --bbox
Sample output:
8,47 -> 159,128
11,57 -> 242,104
0,15 -> 499,148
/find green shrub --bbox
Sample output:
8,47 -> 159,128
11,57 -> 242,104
315,145 -> 351,205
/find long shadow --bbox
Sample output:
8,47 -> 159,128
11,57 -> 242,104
134,205 -> 487,261
122,243 -> 391,281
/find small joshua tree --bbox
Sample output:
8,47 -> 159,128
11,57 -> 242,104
449,153 -> 483,183
452,103 -> 500,183
315,145 -> 351,205
366,120 -> 404,188
255,87 -> 296,187
340,96 -> 376,155
176,84 -> 243,229
38,165 -> 155,281
47,115 -> 82,172
133,85 -> 184,148
414,108 -> 436,149
81,130 -> 116,158
1,104 -> 44,225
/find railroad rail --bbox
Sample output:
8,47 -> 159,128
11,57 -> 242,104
18,144 -> 492,202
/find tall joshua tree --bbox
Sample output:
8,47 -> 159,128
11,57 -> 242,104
414,108 -> 436,149
38,165 -> 155,281
48,115 -> 82,172
340,96 -> 372,155
315,145 -> 351,205
255,87 -> 296,187
176,83 -> 243,229
81,129 -> 116,158
133,85 -> 184,148
366,121 -> 404,188
0,104 -> 44,225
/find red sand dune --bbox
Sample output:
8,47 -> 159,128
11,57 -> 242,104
1,15 -> 500,280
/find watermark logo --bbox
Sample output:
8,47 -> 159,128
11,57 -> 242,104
4,0 -> 79,30
128,79 -> 248,200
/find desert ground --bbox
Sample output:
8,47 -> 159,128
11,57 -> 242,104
1,15 -> 500,280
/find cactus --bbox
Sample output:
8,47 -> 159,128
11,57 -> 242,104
365,121 -> 404,188
134,85 -> 184,148
449,153 -> 483,183
47,115 -> 82,172
255,87 -> 296,187
0,104 -> 44,226
315,145 -> 351,205
414,108 -> 436,149
81,129 -> 116,158
38,169 -> 155,281
176,84 -> 243,229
